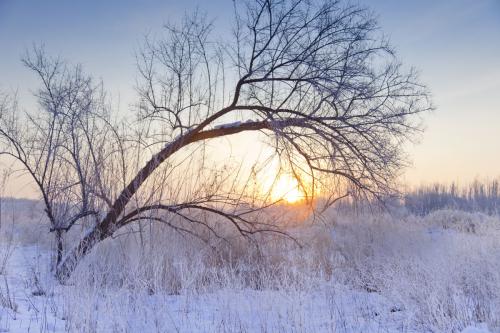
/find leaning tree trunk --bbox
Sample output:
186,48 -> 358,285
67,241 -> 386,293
55,230 -> 64,268
55,121 -> 262,281
55,133 -> 191,280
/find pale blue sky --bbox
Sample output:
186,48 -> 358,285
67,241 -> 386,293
1,0 -> 499,193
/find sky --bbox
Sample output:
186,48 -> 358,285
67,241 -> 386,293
0,0 -> 499,197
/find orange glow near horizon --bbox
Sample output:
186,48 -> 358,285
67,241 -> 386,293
270,175 -> 305,204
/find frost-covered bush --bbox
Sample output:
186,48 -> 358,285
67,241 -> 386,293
422,209 -> 500,235
326,211 -> 500,332
51,209 -> 500,332
2,200 -> 499,332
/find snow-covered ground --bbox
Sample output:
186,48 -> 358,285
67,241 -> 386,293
0,201 -> 499,332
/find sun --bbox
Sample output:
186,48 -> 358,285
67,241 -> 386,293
271,175 -> 305,203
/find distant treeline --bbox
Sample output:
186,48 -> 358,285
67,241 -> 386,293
404,179 -> 500,215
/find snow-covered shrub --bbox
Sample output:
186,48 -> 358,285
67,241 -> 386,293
2,199 -> 500,332
327,211 -> 500,332
422,209 -> 500,235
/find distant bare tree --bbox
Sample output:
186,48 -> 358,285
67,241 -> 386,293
0,0 -> 431,281
0,49 -> 119,269
405,179 -> 500,215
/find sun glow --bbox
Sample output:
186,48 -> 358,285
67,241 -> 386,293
271,175 -> 305,203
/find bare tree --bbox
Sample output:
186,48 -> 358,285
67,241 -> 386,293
0,49 -> 121,269
0,0 -> 431,281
